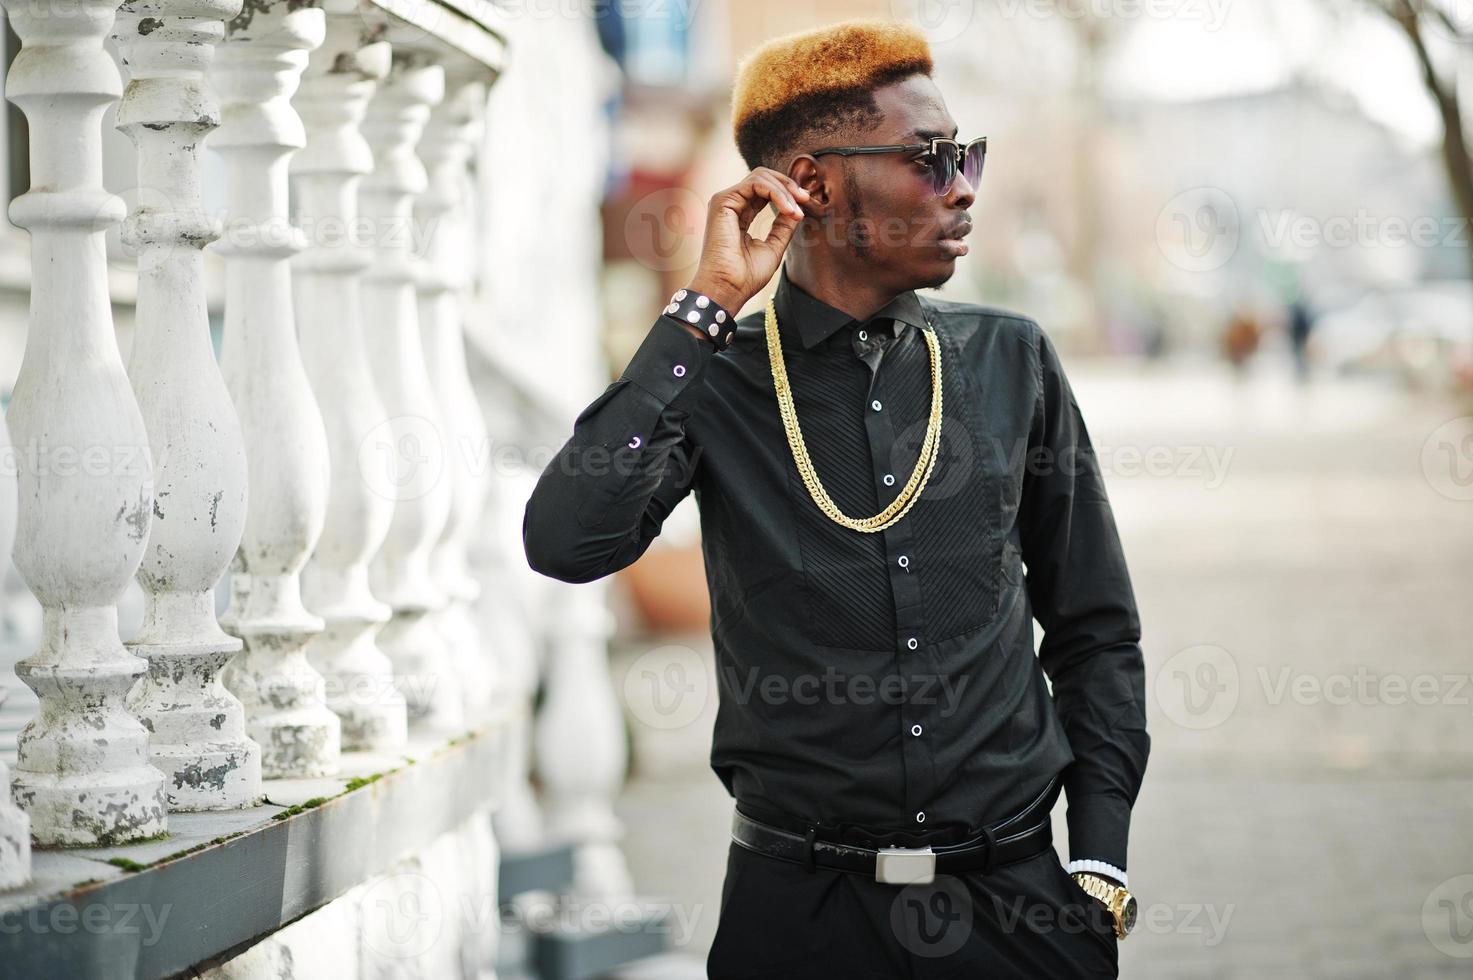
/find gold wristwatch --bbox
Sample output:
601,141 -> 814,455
1070,872 -> 1138,939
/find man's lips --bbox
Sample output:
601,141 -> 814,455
936,218 -> 972,256
937,220 -> 973,256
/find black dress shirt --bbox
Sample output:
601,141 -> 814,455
522,264 -> 1150,870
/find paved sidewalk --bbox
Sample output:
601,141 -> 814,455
609,361 -> 1473,978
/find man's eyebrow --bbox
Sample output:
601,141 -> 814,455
910,126 -> 959,140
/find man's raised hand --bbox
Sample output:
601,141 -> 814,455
685,167 -> 810,319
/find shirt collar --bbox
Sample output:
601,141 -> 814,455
771,263 -> 929,350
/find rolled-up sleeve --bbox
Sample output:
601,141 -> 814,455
1018,323 -> 1150,871
522,315 -> 715,584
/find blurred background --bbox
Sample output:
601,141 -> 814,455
1,0 -> 1470,976
526,0 -> 1473,976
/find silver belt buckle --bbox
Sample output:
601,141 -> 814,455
875,846 -> 935,885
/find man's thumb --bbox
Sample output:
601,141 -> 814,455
758,210 -> 799,258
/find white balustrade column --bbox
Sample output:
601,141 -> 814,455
3,0 -> 168,846
470,474 -> 544,850
0,414 -> 28,885
480,579 -> 543,851
416,76 -> 494,727
114,0 -> 262,812
292,4 -> 405,752
210,0 -> 339,778
0,690 -> 27,887
535,584 -> 633,899
360,59 -> 456,729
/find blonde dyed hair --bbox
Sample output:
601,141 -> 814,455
730,20 -> 934,170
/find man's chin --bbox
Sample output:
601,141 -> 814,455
913,259 -> 959,291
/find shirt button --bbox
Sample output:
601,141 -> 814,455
911,724 -> 923,737
915,811 -> 926,823
897,555 -> 909,569
627,435 -> 643,449
871,399 -> 882,412
882,473 -> 895,486
858,329 -> 868,341
672,364 -> 686,377
907,637 -> 918,650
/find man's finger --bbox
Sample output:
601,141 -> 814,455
737,174 -> 802,219
730,179 -> 797,235
751,208 -> 799,266
753,177 -> 803,219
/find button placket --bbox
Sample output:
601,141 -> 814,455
860,322 -> 936,829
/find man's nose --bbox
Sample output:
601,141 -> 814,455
946,172 -> 976,209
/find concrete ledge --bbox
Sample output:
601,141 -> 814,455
0,723 -> 504,980
366,0 -> 509,73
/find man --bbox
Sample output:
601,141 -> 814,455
523,19 -> 1148,978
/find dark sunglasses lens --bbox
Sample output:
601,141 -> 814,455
962,141 -> 986,189
930,144 -> 959,195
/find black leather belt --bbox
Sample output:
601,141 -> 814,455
730,776 -> 1058,885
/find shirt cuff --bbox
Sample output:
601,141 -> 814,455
1065,859 -> 1128,889
1065,791 -> 1132,872
618,315 -> 718,414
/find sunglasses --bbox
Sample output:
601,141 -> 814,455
809,136 -> 987,196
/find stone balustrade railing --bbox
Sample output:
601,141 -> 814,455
0,0 -> 640,973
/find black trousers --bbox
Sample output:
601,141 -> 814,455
707,841 -> 1119,979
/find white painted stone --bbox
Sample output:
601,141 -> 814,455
360,59 -> 456,729
2,0 -> 169,847
416,76 -> 496,727
113,0 -> 263,813
270,875 -> 361,978
0,414 -> 27,886
461,810 -> 501,976
293,3 -> 406,753
358,859 -> 436,979
210,0 -> 340,779
196,935 -> 292,979
535,582 -> 633,900
473,472 -> 545,850
197,810 -> 498,978
0,572 -> 40,764
0,689 -> 28,889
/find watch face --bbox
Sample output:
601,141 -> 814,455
1119,894 -> 1139,936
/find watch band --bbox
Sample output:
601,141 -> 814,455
1071,872 -> 1119,906
664,287 -> 735,351
1070,871 -> 1136,939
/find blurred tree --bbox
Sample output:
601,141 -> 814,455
1360,0 -> 1473,282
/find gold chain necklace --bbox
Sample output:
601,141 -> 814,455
765,292 -> 944,532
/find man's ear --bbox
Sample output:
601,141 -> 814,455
787,156 -> 831,215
